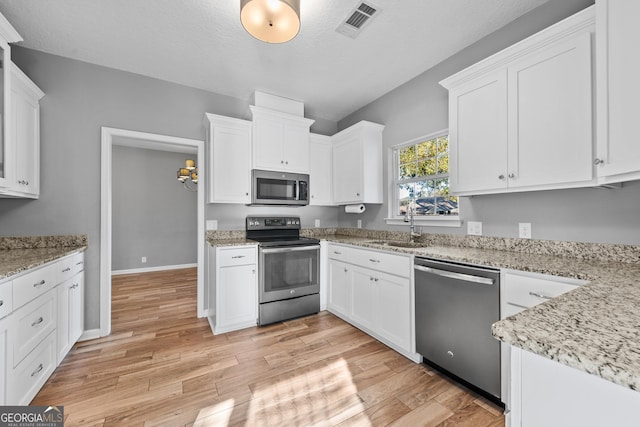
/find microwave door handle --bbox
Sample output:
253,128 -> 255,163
295,181 -> 300,201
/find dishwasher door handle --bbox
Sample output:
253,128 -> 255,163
414,264 -> 495,285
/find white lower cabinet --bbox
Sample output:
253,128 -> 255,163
509,347 -> 640,427
501,270 -> 586,411
327,258 -> 350,318
209,245 -> 258,334
0,250 -> 85,405
57,272 -> 84,364
326,243 -> 418,361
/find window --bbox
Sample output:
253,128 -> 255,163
387,131 -> 460,226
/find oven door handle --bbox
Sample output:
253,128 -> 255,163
261,245 -> 319,254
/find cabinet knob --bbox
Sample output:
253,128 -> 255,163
281,160 -> 284,164
508,173 -> 516,179
285,161 -> 288,165
344,268 -> 348,273
245,192 -> 249,196
25,181 -> 29,186
594,158 -> 604,165
498,174 -> 506,180
356,192 -> 360,197
374,277 -> 379,282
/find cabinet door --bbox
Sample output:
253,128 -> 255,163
207,116 -> 251,204
283,123 -> 309,173
0,320 -> 7,405
375,271 -> 411,352
56,281 -> 71,364
508,33 -> 593,188
327,259 -> 350,318
448,70 -> 508,194
309,135 -> 332,205
12,88 -> 39,197
0,41 -> 10,189
349,266 -> 375,331
596,0 -> 640,180
252,116 -> 285,171
333,137 -> 363,204
218,264 -> 257,329
69,273 -> 84,345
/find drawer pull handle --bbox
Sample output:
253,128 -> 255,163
529,291 -> 552,300
231,255 -> 245,259
333,251 -> 342,255
369,258 -> 381,263
76,261 -> 84,266
0,300 -> 3,307
62,267 -> 72,273
31,363 -> 44,377
32,317 -> 44,327
33,280 -> 46,288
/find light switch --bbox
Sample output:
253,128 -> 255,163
519,223 -> 532,239
206,220 -> 218,230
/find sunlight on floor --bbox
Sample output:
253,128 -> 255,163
192,358 -> 370,426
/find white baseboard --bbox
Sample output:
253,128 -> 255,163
79,329 -> 101,341
112,263 -> 197,276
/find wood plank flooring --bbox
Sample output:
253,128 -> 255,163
32,267 -> 505,426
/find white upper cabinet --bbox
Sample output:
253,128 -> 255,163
308,133 -> 333,206
332,121 -> 385,205
595,0 -> 640,183
448,70 -> 508,194
0,13 -> 21,190
441,7 -> 595,196
10,63 -> 44,198
250,106 -> 314,174
204,113 -> 252,204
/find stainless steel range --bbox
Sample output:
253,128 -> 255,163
246,216 -> 320,326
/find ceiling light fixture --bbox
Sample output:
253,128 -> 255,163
177,159 -> 198,191
240,0 -> 300,44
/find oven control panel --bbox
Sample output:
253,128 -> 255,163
246,216 -> 301,230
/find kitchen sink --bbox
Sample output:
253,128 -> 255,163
367,240 -> 429,248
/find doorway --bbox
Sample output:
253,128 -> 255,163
100,127 -> 205,337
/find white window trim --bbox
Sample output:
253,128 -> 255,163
385,129 -> 462,228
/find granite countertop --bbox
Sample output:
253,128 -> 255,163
206,227 -> 640,391
0,235 -> 87,281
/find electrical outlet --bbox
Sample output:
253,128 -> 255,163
315,219 -> 320,228
141,256 -> 147,264
206,220 -> 218,230
519,222 -> 532,239
357,219 -> 362,229
467,221 -> 483,236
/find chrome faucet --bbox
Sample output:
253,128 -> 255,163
403,206 -> 421,242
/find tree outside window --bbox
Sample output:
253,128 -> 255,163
395,134 -> 458,217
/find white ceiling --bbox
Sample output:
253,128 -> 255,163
0,0 -> 548,122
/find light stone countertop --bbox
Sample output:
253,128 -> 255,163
0,235 -> 88,281
207,228 -> 640,391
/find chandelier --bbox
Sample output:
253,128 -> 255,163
177,159 -> 198,191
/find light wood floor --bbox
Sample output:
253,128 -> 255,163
33,267 -> 505,426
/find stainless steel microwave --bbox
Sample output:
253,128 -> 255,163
251,169 -> 309,206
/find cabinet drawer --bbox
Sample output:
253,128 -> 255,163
73,252 -> 85,274
57,256 -> 76,283
504,273 -> 580,309
327,244 -> 352,262
8,331 -> 56,406
0,281 -> 13,319
218,247 -> 256,267
13,291 -> 56,367
13,263 -> 57,309
350,248 -> 411,277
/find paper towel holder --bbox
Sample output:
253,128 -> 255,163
345,204 -> 366,214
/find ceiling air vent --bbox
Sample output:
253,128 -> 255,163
336,1 -> 381,39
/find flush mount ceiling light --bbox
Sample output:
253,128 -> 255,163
240,0 -> 301,43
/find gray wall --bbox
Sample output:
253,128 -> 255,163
0,47 -> 338,331
336,0 -> 640,245
112,146 -> 197,271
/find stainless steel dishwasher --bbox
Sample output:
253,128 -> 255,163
414,256 -> 501,400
